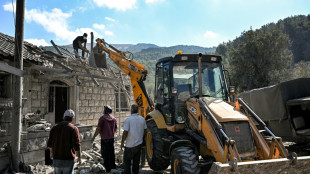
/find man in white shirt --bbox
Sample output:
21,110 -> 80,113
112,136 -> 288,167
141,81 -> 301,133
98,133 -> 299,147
121,104 -> 147,174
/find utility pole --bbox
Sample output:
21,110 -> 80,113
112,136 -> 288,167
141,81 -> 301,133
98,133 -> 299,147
12,0 -> 25,172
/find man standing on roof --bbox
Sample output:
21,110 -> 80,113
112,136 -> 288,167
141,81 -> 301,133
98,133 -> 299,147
47,109 -> 81,174
92,105 -> 117,173
73,33 -> 89,58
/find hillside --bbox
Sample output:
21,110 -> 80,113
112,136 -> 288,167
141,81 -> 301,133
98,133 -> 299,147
215,14 -> 310,92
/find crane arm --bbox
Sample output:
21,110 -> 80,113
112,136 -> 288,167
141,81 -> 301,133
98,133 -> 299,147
95,38 -> 154,117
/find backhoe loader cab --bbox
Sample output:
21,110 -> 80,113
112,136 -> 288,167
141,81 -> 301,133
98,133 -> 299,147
154,54 -> 229,125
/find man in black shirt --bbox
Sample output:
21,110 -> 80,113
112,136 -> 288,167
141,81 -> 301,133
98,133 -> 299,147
47,109 -> 81,174
73,33 -> 89,58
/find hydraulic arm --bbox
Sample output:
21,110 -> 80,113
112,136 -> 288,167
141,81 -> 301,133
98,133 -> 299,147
95,39 -> 153,117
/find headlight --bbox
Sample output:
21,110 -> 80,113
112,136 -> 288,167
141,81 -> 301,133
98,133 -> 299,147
175,115 -> 185,123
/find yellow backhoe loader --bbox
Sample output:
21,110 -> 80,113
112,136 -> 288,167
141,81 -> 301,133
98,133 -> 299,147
91,38 -> 310,174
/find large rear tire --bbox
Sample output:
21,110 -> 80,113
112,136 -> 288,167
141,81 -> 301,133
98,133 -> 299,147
171,147 -> 200,174
145,119 -> 170,171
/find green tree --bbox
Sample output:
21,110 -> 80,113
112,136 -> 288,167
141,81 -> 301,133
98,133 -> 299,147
292,61 -> 310,79
228,29 -> 293,92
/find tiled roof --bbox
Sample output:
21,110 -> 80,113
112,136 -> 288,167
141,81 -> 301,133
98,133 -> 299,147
0,32 -> 48,63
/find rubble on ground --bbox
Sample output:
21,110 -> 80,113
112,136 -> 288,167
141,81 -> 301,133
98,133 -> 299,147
26,122 -> 51,132
24,113 -> 52,132
0,135 -> 170,174
74,137 -> 124,174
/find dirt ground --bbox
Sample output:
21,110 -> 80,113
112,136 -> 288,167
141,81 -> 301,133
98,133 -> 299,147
28,139 -> 310,174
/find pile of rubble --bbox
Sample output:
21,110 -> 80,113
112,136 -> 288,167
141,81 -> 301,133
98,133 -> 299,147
24,113 -> 51,132
74,137 -> 124,174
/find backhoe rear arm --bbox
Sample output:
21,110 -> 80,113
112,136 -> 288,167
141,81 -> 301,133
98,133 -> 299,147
95,38 -> 153,117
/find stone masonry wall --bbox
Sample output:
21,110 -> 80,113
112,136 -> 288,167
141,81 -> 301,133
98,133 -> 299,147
78,80 -> 116,125
26,70 -> 49,115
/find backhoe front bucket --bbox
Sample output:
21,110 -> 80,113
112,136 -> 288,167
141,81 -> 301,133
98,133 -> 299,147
208,156 -> 310,174
89,51 -> 107,69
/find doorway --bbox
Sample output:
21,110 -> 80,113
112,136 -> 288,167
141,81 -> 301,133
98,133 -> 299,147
48,81 -> 69,123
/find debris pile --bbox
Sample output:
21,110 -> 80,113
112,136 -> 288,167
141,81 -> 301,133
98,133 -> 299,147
74,137 -> 124,174
24,113 -> 51,132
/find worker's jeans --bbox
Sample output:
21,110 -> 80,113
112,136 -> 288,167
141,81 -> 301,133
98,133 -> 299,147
101,138 -> 116,172
123,144 -> 142,174
53,159 -> 74,174
73,48 -> 85,59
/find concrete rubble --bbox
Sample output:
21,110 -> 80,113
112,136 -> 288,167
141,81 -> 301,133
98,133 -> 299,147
0,134 -> 171,174
74,137 -> 125,174
24,113 -> 52,132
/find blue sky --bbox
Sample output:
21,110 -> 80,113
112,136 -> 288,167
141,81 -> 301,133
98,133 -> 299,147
1,0 -> 310,47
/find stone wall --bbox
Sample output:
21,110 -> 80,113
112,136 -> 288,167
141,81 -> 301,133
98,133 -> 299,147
0,125 -> 93,169
0,59 -> 134,169
78,80 -> 116,126
23,69 -> 49,115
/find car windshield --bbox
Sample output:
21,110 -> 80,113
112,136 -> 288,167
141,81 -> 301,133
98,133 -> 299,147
173,62 -> 226,99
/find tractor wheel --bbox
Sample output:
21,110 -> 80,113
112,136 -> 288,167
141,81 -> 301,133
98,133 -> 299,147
171,147 -> 200,174
145,119 -> 170,171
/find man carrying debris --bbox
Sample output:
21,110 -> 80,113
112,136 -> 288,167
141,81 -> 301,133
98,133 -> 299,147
121,104 -> 147,174
73,33 -> 89,58
47,109 -> 81,174
92,105 -> 117,173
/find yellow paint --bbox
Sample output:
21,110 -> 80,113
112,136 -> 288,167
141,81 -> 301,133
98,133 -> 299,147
173,159 -> 179,174
148,110 -> 166,129
146,132 -> 153,159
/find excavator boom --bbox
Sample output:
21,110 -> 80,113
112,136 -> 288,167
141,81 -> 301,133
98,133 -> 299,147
93,39 -> 153,117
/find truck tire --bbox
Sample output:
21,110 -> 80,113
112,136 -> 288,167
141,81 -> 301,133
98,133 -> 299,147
145,119 -> 170,171
171,147 -> 200,174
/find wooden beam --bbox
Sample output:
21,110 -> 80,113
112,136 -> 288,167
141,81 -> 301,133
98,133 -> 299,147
0,61 -> 24,77
50,40 -> 63,55
31,64 -> 121,82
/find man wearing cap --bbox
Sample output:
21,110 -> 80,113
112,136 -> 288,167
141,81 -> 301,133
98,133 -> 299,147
73,33 -> 89,58
121,104 -> 147,174
92,105 -> 117,172
47,109 -> 81,174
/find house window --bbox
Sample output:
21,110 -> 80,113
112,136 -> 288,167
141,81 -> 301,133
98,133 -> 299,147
0,72 -> 12,98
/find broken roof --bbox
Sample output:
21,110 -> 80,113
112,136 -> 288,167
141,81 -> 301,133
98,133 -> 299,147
0,32 -> 54,64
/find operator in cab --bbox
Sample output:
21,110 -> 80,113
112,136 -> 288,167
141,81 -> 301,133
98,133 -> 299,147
73,33 -> 89,58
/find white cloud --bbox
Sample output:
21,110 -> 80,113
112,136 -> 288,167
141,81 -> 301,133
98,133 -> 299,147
93,24 -> 105,30
25,8 -> 76,42
3,3 -> 105,44
78,6 -> 87,12
24,8 -> 102,43
145,0 -> 164,4
201,30 -> 227,47
25,38 -> 50,46
93,0 -> 136,11
105,17 -> 116,22
3,2 -> 15,12
203,30 -> 219,38
104,31 -> 114,36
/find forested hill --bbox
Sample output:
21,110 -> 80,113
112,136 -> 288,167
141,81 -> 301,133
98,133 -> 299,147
215,14 -> 310,92
263,15 -> 310,63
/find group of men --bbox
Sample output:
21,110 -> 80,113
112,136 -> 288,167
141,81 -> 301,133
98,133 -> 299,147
47,33 -> 147,173
47,104 -> 146,174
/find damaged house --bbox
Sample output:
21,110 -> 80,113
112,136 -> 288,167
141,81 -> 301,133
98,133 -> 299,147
0,32 -> 132,168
